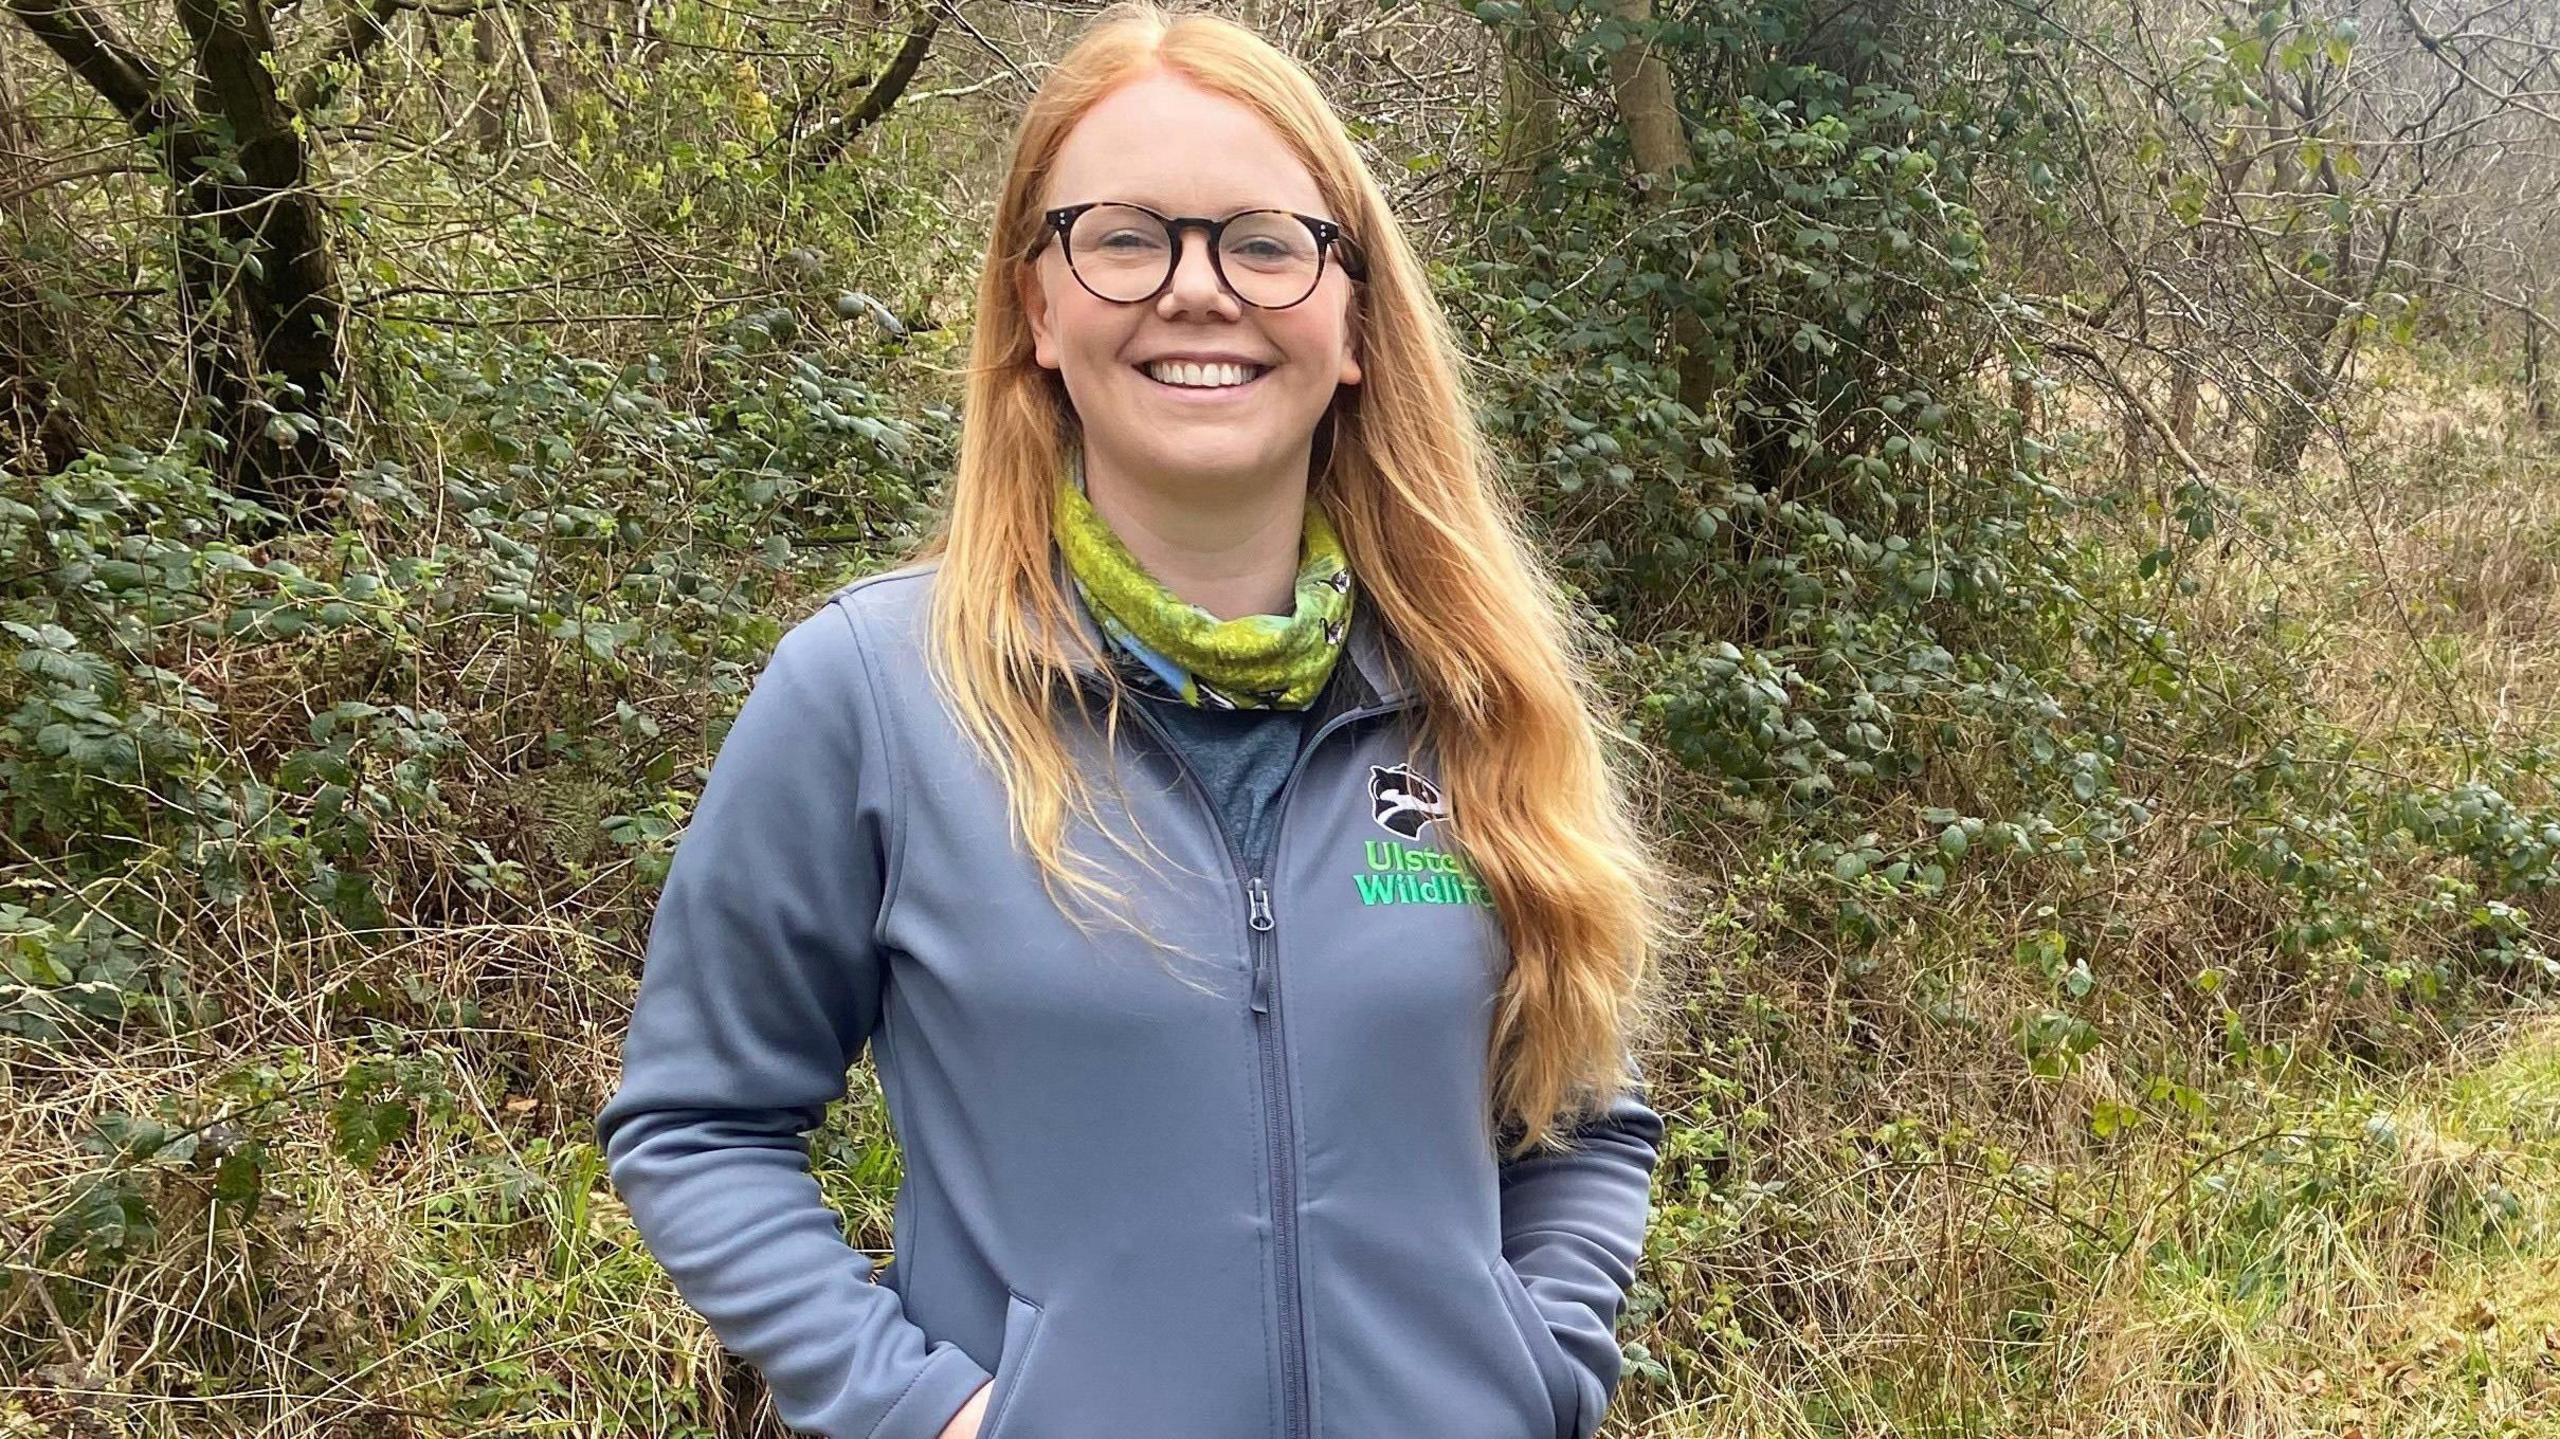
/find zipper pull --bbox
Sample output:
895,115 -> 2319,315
1247,875 -> 1274,1016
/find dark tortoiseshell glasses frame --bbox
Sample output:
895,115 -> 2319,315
1027,201 -> 1369,311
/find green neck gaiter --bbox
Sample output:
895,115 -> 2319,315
1053,452 -> 1355,711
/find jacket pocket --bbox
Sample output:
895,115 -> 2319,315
978,1288 -> 1050,1439
1487,1257 -> 1579,1439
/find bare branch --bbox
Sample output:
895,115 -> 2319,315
795,2 -> 942,171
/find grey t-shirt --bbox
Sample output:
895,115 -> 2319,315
1130,659 -> 1353,872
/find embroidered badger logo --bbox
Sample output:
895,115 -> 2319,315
1368,763 -> 1447,839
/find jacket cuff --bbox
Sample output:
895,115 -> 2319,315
868,1343 -> 994,1439
1496,1067 -> 1665,1439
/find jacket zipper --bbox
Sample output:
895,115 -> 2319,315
1095,676 -> 1416,1439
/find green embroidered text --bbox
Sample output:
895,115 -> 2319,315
1352,840 -> 1492,907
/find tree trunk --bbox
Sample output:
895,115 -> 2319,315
1493,11 -> 1560,205
1599,0 -> 1710,417
473,9 -> 508,153
0,43 -> 87,472
527,6 -> 579,148
2166,358 -> 2199,453
2528,297 -> 2552,432
174,0 -> 346,513
2254,104 -> 2346,481
10,0 -> 345,520
2253,355 -> 2329,477
1603,0 -> 1687,186
2116,376 -> 2147,490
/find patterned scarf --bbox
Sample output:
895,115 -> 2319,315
1053,453 -> 1355,711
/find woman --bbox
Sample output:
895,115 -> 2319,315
594,6 -> 1677,1438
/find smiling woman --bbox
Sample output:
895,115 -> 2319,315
593,5 -> 1677,1439
1013,67 -> 1368,532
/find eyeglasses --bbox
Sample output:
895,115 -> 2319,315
1029,201 -> 1368,311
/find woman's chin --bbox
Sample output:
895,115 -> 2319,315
1120,448 -> 1292,491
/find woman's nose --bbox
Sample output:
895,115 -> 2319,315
1158,231 -> 1240,318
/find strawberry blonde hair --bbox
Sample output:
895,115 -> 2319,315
905,0 -> 1679,1157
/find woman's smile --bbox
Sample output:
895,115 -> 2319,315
1134,358 -> 1276,402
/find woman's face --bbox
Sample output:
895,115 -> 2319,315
1017,69 -> 1362,503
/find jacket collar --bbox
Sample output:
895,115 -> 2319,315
1044,541 -> 1416,711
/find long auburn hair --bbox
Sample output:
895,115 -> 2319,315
906,0 -> 1679,1158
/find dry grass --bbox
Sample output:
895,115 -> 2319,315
2052,344 -> 2560,756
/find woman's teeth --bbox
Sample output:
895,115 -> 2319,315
1143,360 -> 1264,388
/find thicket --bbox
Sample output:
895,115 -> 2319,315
3,0 -> 2558,1431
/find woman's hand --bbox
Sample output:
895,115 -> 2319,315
936,1379 -> 993,1439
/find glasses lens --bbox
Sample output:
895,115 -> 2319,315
1220,211 -> 1323,308
1065,204 -> 1174,302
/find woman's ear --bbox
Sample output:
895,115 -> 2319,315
1018,259 -> 1062,371
1338,295 -> 1363,388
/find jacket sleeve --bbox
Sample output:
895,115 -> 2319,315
593,603 -> 993,1439
1496,1051 -> 1665,1439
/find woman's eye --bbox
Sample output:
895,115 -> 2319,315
1097,231 -> 1162,251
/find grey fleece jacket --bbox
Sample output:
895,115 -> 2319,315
593,553 -> 1664,1439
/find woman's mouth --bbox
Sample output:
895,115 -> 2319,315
1136,359 -> 1272,397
